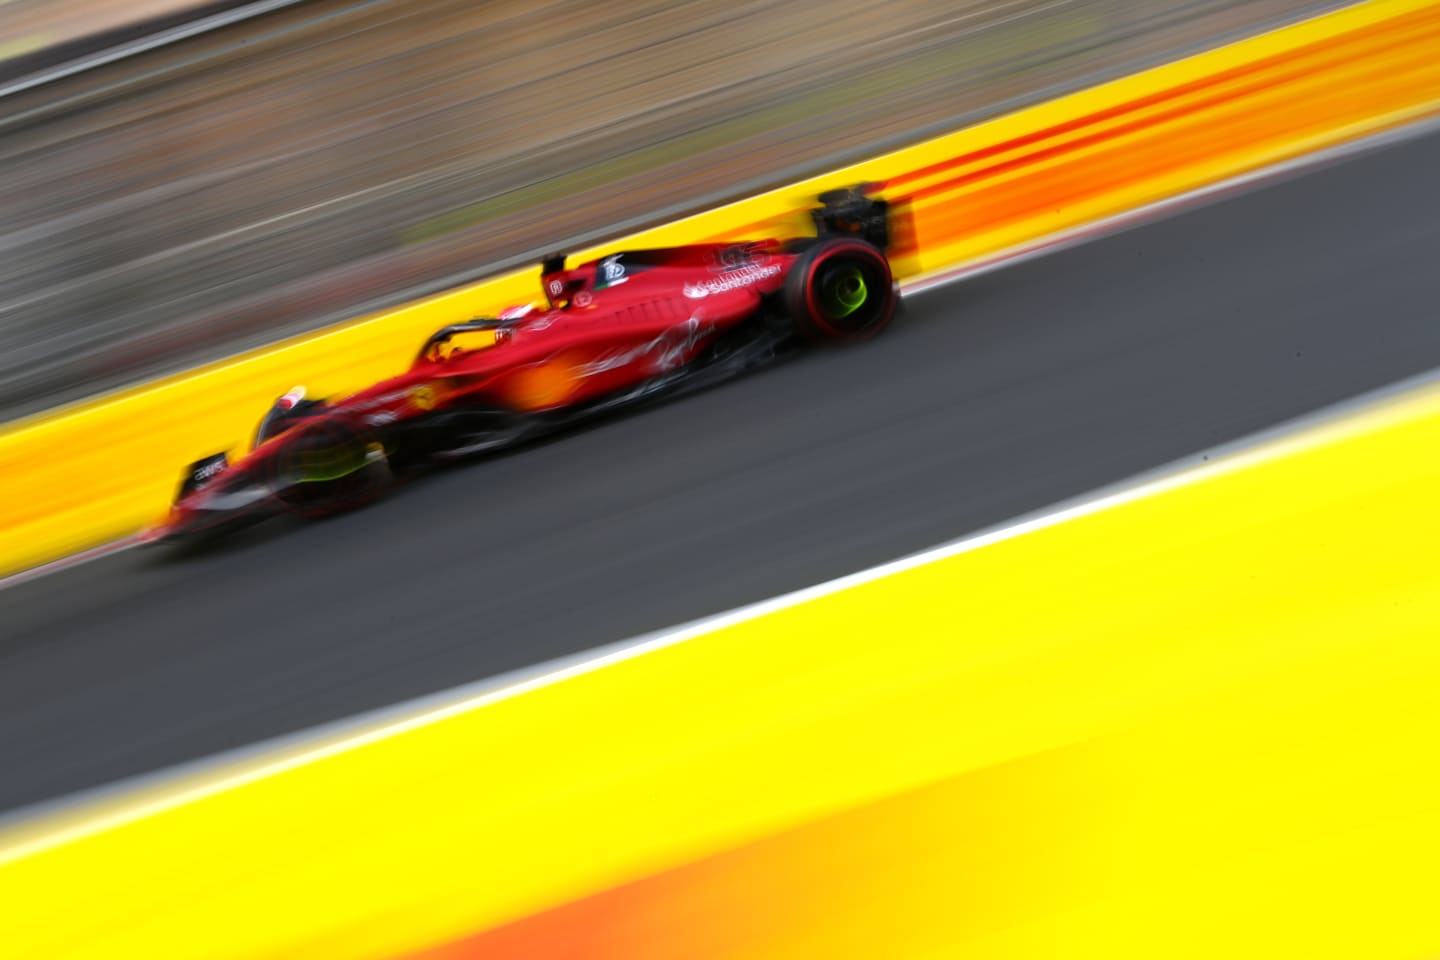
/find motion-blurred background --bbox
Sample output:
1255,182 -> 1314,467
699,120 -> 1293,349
1,0 -> 1339,422
10,5 -> 1440,957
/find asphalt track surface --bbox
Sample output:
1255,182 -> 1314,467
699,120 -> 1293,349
4,126 -> 1440,816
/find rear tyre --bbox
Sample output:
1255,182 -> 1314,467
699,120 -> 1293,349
784,238 -> 896,342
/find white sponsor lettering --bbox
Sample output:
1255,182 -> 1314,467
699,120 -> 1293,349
684,263 -> 781,299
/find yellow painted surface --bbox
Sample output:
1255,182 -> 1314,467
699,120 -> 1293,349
422,594 -> 1440,958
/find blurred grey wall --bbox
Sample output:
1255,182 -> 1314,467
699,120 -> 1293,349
0,0 -> 1342,420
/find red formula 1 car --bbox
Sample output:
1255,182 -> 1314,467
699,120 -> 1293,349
145,185 -> 900,544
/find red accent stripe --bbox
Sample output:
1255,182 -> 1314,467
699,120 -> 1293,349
899,13 -> 1440,211
915,40 -> 1440,251
881,3 -> 1439,194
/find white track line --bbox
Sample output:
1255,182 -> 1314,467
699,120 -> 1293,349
0,535 -> 140,591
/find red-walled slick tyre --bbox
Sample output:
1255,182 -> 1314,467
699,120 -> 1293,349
784,238 -> 896,342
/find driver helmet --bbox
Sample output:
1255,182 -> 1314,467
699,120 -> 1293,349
540,253 -> 584,309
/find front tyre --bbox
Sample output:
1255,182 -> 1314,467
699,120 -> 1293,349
263,418 -> 391,518
784,238 -> 896,342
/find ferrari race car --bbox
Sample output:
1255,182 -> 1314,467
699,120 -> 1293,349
145,184 -> 901,544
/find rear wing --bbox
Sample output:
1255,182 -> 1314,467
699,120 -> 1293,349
812,183 -> 890,252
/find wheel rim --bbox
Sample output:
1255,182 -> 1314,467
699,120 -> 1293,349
821,265 -> 869,319
265,421 -> 388,516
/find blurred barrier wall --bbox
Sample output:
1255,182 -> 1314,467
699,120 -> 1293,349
0,0 -> 308,98
3,2 -> 1440,957
0,0 -> 1347,420
0,0 -> 220,60
2,0 -> 1439,577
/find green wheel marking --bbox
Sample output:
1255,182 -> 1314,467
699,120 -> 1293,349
288,443 -> 377,484
826,266 -> 869,318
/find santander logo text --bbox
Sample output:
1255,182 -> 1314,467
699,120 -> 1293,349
683,263 -> 781,299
